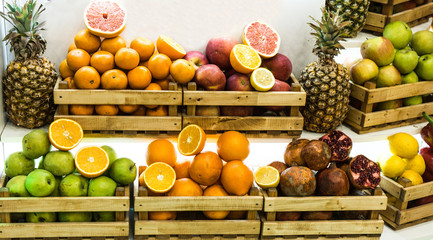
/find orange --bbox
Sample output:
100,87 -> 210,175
169,59 -> 196,85
145,105 -> 167,116
68,42 -> 77,52
63,77 -> 77,89
167,178 -> 203,196
119,105 -> 139,114
174,159 -> 191,179
131,105 -> 146,116
217,131 -> 250,162
90,51 -> 115,74
177,124 -> 206,156
220,160 -> 253,196
59,59 -> 74,78
70,104 -> 94,115
115,47 -> 140,70
229,44 -> 261,74
227,210 -> 247,220
156,35 -> 186,60
74,145 -> 109,178
101,69 -> 128,89
101,36 -> 127,55
153,78 -> 170,90
189,151 -> 223,186
144,83 -> 162,109
147,53 -> 172,80
127,66 -> 152,90
149,211 -> 176,220
66,49 -> 90,72
203,184 -> 230,219
74,29 -> 101,54
143,162 -> 176,193
146,139 -> 177,167
139,61 -> 149,67
130,37 -> 155,62
74,66 -> 101,89
95,105 -> 119,116
48,118 -> 83,151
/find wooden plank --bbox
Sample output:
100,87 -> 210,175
365,12 -> 387,28
383,211 -> 433,230
400,180 -> 433,202
0,188 -> 11,223
397,201 -> 433,224
370,0 -> 391,4
379,175 -> 403,199
345,106 -> 364,126
344,115 -> 429,134
261,219 -> 384,236
380,204 -> 399,222
168,82 -> 179,117
135,220 -> 261,235
389,2 -> 433,22
0,173 -> 6,187
0,222 -> 129,238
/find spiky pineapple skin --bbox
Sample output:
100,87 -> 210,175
3,57 -> 58,128
326,0 -> 370,38
299,60 -> 350,133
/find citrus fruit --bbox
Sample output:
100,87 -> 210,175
69,104 -> 95,115
127,66 -> 152,90
90,51 -> 115,74
398,169 -> 423,186
48,118 -> 83,151
59,59 -> 74,78
189,151 -> 223,186
174,159 -> 191,179
203,184 -> 230,220
147,53 -> 172,80
68,42 -> 77,52
130,37 -> 155,62
217,131 -> 250,162
250,67 -> 275,91
84,0 -> 126,38
146,105 -> 168,116
75,146 -> 110,178
115,48 -> 140,70
156,35 -> 186,60
131,106 -> 146,116
177,124 -> 206,156
388,132 -> 419,159
66,49 -> 90,72
101,36 -> 127,55
170,59 -> 196,84
74,66 -> 101,89
229,44 -> 261,74
377,153 -> 407,178
243,20 -> 280,59
220,160 -> 253,196
153,78 -> 170,90
167,178 -> 203,196
149,211 -> 176,220
101,69 -> 128,89
404,154 -> 426,175
146,139 -> 177,167
143,162 -> 176,193
118,105 -> 139,114
144,83 -> 162,109
95,105 -> 119,116
254,165 -> 280,189
74,29 -> 101,54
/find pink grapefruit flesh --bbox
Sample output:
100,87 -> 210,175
243,21 -> 280,59
84,0 -> 126,38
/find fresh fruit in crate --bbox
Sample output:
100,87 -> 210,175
383,21 -> 413,50
206,37 -> 238,70
0,0 -> 58,128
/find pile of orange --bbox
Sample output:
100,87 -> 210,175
59,29 -> 195,117
137,126 -> 253,221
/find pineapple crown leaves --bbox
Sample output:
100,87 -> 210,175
0,0 -> 47,59
308,7 -> 350,60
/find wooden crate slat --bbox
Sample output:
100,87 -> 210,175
379,176 -> 404,199
400,180 -> 433,202
389,2 -> 433,22
261,219 -> 384,236
380,203 -> 399,223
359,81 -> 433,104
370,0 -> 392,4
397,201 -> 433,224
135,220 -> 261,235
0,222 -> 129,238
365,12 -> 387,28
345,106 -> 364,126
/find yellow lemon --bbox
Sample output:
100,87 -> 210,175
397,169 -> 423,186
404,154 -> 426,175
378,152 -> 407,178
254,166 -> 280,189
388,132 -> 419,159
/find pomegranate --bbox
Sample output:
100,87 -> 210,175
315,163 -> 350,196
268,161 -> 288,174
301,140 -> 331,171
347,155 -> 381,189
284,139 -> 309,167
276,212 -> 301,221
279,166 -> 316,196
301,211 -> 333,220
319,130 -> 353,162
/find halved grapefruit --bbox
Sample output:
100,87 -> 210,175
243,21 -> 280,59
84,0 -> 126,39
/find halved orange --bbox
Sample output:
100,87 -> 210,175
75,145 -> 110,178
229,44 -> 262,74
177,124 -> 206,156
49,119 -> 84,151
143,162 -> 176,193
156,35 -> 186,60
254,166 -> 280,189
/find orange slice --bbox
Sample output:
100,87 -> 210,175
254,166 -> 280,189
49,119 -> 83,151
177,124 -> 206,156
143,162 -> 176,193
75,146 -> 110,178
243,21 -> 281,59
156,35 -> 186,60
229,44 -> 262,74
250,67 -> 275,91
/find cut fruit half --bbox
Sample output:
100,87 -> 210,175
254,166 -> 280,189
143,162 -> 176,193
229,44 -> 262,74
177,124 -> 206,156
75,146 -> 110,178
49,119 -> 83,151
250,67 -> 275,91
156,35 -> 186,60
243,21 -> 280,59
84,0 -> 126,38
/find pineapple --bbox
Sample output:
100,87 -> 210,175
299,7 -> 351,133
326,0 -> 370,38
1,0 -> 58,128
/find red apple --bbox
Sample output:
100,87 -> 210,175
196,106 -> 220,116
226,73 -> 253,91
221,106 -> 254,116
261,53 -> 293,82
422,169 -> 433,182
265,79 -> 291,112
184,51 -> 209,69
206,37 -> 238,70
194,64 -> 226,91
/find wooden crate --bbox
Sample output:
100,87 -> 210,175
53,78 -> 183,136
344,81 -> 433,134
364,0 -> 433,34
261,187 -> 387,240
380,175 -> 433,230
0,173 -> 130,239
182,74 -> 305,138
134,185 -> 263,240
